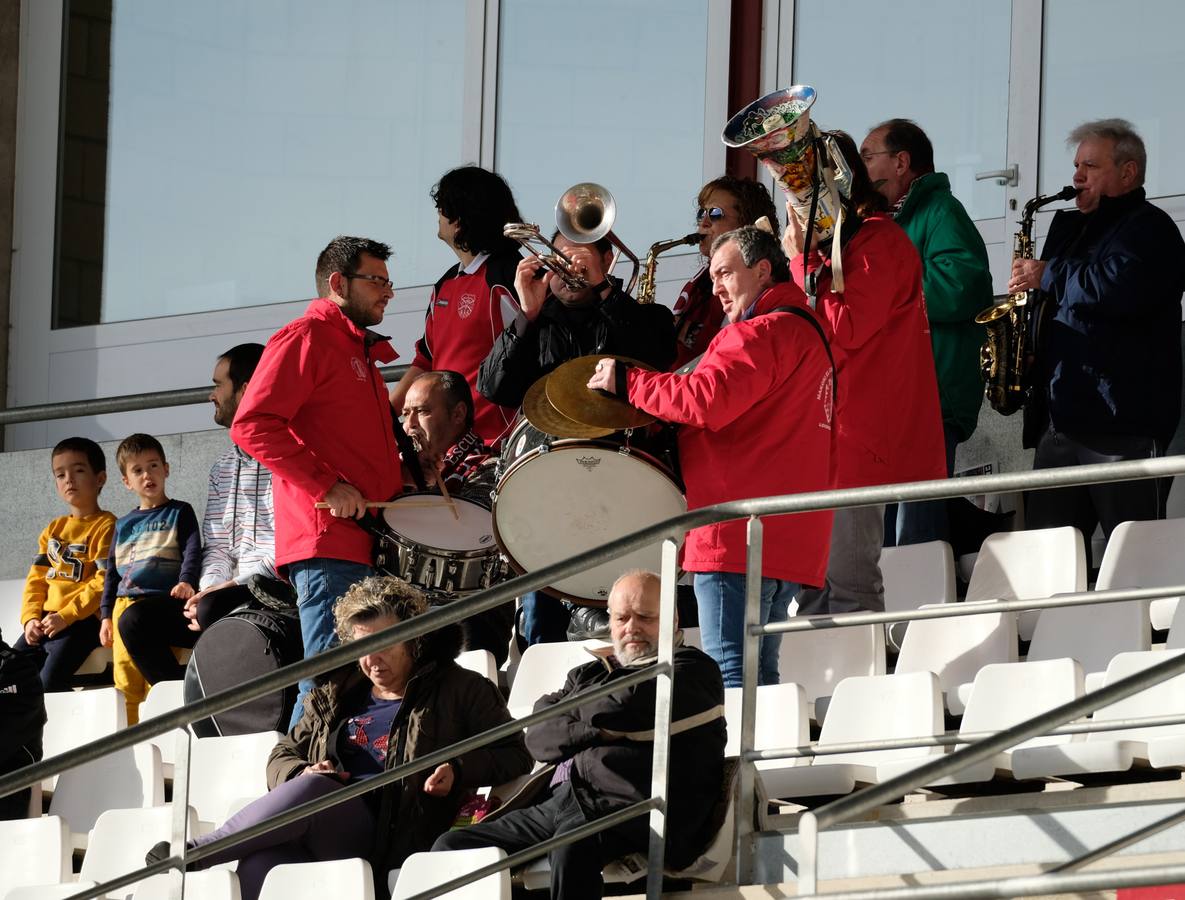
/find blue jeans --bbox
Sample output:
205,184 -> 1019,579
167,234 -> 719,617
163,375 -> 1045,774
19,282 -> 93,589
287,558 -> 374,730
518,592 -> 571,646
692,573 -> 799,688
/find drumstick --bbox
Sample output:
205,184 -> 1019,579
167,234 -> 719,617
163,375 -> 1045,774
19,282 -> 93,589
436,476 -> 461,521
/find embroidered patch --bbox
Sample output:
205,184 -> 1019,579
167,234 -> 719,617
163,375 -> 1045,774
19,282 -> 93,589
817,369 -> 834,429
458,293 -> 476,319
351,357 -> 368,381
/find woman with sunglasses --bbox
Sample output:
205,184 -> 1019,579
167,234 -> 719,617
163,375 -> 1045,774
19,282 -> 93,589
671,176 -> 780,370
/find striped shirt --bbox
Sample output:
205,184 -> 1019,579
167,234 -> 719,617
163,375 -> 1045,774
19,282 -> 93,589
200,444 -> 277,588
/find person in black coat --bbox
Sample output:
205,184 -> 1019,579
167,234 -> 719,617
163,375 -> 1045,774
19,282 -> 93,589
1009,118 -> 1185,540
431,570 -> 726,900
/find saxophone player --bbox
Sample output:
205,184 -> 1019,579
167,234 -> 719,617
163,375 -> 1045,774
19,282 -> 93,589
1007,119 -> 1184,540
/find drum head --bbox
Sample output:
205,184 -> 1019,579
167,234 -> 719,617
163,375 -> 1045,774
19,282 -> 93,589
383,495 -> 495,553
493,443 -> 685,603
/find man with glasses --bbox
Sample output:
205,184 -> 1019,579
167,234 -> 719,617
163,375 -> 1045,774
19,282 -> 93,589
860,119 -> 993,547
232,235 -> 403,727
671,176 -> 781,370
1008,119 -> 1184,542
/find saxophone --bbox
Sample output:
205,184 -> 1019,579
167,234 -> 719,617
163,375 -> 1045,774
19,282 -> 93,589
975,185 -> 1078,415
635,233 -> 700,304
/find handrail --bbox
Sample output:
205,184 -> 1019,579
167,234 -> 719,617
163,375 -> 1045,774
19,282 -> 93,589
0,364 -> 410,426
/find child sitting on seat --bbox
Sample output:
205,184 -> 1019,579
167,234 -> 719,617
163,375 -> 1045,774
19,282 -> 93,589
100,433 -> 201,723
14,437 -> 116,691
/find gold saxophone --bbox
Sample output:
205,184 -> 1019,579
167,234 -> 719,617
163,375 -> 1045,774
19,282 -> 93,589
635,233 -> 700,304
975,185 -> 1078,415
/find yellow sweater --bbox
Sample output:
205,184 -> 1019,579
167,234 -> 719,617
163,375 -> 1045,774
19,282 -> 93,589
21,511 -> 117,627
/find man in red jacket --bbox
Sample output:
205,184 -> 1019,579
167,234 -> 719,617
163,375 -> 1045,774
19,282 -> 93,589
588,226 -> 835,687
232,235 -> 403,727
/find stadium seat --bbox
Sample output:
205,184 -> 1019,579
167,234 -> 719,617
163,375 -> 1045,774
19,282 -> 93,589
1011,650 -> 1185,781
756,671 -> 943,802
73,645 -> 114,678
1093,518 -> 1185,633
963,526 -> 1087,642
723,682 -> 809,772
894,600 -> 1017,715
777,622 -> 886,720
132,870 -> 242,899
0,815 -> 71,896
456,649 -> 498,685
1028,586 -> 1149,691
506,640 -> 608,718
49,741 -> 164,848
257,858 -> 375,900
879,540 -> 956,651
79,805 -> 200,900
682,626 -> 702,649
6,883 -> 100,899
392,848 -> 510,900
187,732 -> 281,832
42,686 -> 128,789
140,679 -> 188,778
0,577 -> 25,642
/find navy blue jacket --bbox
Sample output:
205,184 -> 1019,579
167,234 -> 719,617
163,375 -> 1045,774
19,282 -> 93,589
1023,188 -> 1184,448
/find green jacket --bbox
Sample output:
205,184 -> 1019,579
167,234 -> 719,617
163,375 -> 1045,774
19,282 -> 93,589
894,172 -> 993,442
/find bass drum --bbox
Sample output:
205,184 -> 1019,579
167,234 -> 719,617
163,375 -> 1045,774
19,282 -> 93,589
493,419 -> 686,606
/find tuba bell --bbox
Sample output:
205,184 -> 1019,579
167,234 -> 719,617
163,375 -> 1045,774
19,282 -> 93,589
504,182 -> 641,294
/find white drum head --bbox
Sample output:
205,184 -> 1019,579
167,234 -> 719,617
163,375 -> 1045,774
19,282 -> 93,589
494,444 -> 686,602
383,495 -> 495,553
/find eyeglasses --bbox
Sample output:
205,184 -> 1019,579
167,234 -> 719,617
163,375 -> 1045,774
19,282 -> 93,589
860,150 -> 897,162
696,206 -> 727,223
344,273 -> 394,290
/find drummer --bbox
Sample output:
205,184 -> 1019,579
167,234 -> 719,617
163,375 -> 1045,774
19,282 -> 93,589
399,371 -> 515,667
477,235 -> 677,646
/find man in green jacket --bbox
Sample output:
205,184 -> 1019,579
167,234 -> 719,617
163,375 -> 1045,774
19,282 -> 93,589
861,118 -> 993,545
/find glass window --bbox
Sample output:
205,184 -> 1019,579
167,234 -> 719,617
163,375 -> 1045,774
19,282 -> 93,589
792,0 -> 1011,221
55,0 -> 468,328
495,0 -> 711,263
1040,0 -> 1184,199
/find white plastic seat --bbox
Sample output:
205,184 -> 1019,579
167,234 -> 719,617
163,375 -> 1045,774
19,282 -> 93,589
74,645 -> 114,677
963,526 -> 1087,642
681,626 -> 702,649
757,672 -> 943,802
257,858 -> 375,900
187,732 -> 281,831
133,870 -> 242,899
0,577 -> 27,641
879,541 -> 956,650
80,805 -> 200,900
49,742 -> 164,848
777,623 -> 886,719
506,641 -> 608,718
1011,650 -> 1185,781
1028,592 -> 1149,691
392,848 -> 509,900
723,683 -> 809,772
456,649 -> 498,685
6,882 -> 100,899
894,600 -> 1017,715
42,687 -> 128,789
1094,518 -> 1185,633
141,680 -> 188,778
0,815 -> 72,896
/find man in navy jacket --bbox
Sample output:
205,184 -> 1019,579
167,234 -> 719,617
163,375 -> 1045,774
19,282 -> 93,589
1009,118 -> 1185,540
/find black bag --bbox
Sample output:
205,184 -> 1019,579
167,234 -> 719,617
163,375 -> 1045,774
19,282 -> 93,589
0,636 -> 46,819
184,602 -> 303,737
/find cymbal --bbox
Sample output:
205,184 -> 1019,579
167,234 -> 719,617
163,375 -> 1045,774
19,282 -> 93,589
545,355 -> 656,431
522,376 -> 614,439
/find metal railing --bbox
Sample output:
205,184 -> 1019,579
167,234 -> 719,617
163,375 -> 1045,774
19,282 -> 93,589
6,452 -> 1185,899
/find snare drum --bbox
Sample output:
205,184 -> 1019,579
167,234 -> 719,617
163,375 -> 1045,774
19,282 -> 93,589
493,419 -> 686,605
372,492 -> 506,598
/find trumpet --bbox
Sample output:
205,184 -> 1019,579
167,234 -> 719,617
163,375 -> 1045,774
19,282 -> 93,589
503,182 -> 641,294
636,233 -> 700,304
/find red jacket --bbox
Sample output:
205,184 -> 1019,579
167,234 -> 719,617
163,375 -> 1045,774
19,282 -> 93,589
626,282 -> 835,587
411,251 -> 521,446
670,266 -> 724,370
231,298 -> 403,568
792,216 -> 945,488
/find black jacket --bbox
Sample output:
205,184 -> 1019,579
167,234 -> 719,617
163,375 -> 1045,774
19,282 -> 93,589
525,645 -> 725,870
1024,188 -> 1185,448
477,282 -> 677,409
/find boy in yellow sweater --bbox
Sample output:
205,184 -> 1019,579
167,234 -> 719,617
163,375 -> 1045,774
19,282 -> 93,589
14,437 -> 116,691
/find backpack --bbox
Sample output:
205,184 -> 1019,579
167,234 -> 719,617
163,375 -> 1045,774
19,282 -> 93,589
0,637 -> 46,819
184,602 -> 303,737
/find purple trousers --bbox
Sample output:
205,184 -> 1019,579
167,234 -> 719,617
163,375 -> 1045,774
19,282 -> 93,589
188,773 -> 375,900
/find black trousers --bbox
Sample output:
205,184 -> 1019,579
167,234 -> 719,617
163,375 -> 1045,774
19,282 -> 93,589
117,595 -> 199,684
13,614 -> 100,691
1025,427 -> 1167,542
432,781 -> 646,900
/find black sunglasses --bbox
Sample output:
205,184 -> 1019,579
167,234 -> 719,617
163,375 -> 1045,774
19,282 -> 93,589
696,206 -> 727,223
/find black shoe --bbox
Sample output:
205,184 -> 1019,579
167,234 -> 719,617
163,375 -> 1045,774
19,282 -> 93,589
145,840 -> 171,866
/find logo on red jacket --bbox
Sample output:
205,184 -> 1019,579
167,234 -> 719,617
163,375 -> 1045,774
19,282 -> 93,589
457,293 -> 477,320
351,357 -> 368,381
817,371 -> 833,430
